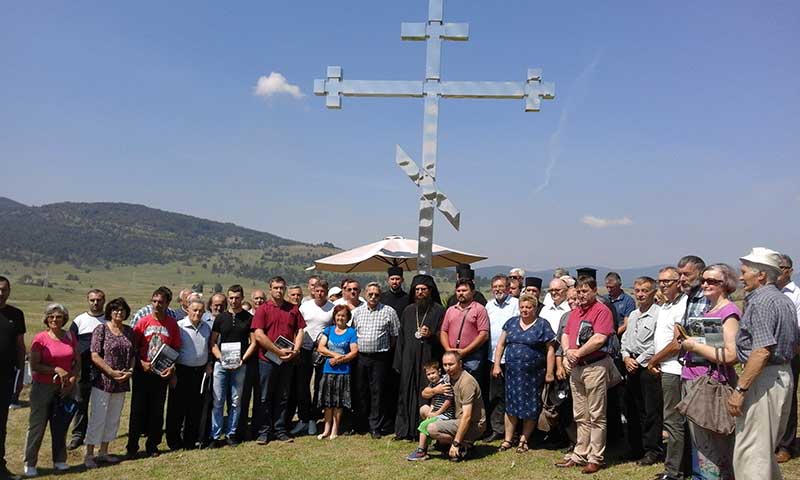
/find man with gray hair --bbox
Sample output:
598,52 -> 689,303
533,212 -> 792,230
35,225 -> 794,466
777,253 -> 800,462
543,268 -> 570,307
352,282 -> 400,438
677,255 -> 709,320
730,248 -> 799,479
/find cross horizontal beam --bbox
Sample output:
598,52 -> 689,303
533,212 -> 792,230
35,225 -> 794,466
314,66 -> 554,111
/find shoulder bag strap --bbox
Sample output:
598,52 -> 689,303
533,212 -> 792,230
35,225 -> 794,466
454,307 -> 471,348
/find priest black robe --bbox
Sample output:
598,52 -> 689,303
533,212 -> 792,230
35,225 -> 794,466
392,302 -> 445,440
380,288 -> 410,318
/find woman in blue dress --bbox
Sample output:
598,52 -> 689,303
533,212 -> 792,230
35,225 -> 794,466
492,294 -> 555,453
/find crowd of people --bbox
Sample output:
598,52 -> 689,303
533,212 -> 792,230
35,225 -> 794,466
0,246 -> 799,479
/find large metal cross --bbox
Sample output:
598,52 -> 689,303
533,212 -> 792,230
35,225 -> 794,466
315,0 -> 554,275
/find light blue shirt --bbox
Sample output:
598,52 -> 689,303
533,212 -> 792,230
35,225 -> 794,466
485,295 -> 519,363
176,318 -> 211,367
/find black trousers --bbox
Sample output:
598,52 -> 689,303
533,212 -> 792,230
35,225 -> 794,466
70,351 -> 92,442
625,367 -> 664,458
779,354 -> 800,451
256,359 -> 294,439
287,349 -> 320,423
236,356 -> 261,440
355,352 -> 389,433
126,369 -> 169,454
0,372 -> 11,468
488,362 -> 506,435
165,364 -> 206,450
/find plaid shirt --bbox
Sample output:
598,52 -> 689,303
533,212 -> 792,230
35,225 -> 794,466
683,286 -> 710,323
737,284 -> 800,364
351,303 -> 399,353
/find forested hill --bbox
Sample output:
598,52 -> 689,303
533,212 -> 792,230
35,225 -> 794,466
0,197 -> 335,267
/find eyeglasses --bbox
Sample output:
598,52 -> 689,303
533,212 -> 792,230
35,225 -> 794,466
346,287 -> 360,292
366,293 -> 380,297
509,275 -> 522,280
780,266 -> 791,271
657,279 -> 679,286
253,297 -> 265,301
701,278 -> 724,286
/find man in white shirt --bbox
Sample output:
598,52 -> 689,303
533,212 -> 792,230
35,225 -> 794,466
648,267 -> 689,480
776,253 -> 800,461
540,278 -> 571,334
484,275 -> 520,441
292,281 -> 334,436
67,289 -> 107,450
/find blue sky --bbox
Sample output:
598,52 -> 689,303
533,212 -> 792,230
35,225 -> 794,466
2,1 -> 799,270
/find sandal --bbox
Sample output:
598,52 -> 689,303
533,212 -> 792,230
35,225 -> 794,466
516,440 -> 529,453
498,441 -> 513,452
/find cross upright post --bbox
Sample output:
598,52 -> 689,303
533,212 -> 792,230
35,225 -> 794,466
314,0 -> 554,274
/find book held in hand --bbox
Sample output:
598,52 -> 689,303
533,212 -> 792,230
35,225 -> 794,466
151,343 -> 179,375
265,335 -> 295,365
678,317 -> 724,349
220,342 -> 242,369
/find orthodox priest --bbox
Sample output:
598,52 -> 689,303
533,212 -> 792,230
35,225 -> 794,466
380,266 -> 410,317
393,274 -> 446,440
446,264 -> 487,307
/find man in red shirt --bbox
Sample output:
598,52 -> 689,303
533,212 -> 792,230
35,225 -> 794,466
556,276 -> 614,474
252,276 -> 306,444
440,279 -> 489,380
126,286 -> 181,458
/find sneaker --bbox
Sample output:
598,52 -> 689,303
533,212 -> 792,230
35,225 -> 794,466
307,422 -> 317,436
289,421 -> 307,436
53,463 -> 69,472
406,448 -> 429,461
84,457 -> 98,469
22,465 -> 36,478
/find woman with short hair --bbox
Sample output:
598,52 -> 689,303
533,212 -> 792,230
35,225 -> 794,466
493,294 -> 556,453
679,263 -> 740,479
83,298 -> 136,468
24,303 -> 80,477
315,305 -> 358,440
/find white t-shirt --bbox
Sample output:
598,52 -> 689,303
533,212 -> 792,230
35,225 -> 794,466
653,294 -> 687,376
70,312 -> 106,354
299,300 -> 335,350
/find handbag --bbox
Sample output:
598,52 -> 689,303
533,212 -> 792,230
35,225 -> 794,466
311,328 -> 327,368
675,347 -> 735,435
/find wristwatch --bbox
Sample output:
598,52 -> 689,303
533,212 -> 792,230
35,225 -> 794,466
734,385 -> 748,394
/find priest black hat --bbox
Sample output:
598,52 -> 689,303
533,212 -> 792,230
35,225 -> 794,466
524,277 -> 543,289
576,267 -> 597,280
456,263 -> 475,280
387,266 -> 404,278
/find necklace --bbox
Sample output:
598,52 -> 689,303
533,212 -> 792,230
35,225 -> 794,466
415,305 -> 429,339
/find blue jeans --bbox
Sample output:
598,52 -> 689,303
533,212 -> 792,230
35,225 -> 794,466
211,362 -> 246,439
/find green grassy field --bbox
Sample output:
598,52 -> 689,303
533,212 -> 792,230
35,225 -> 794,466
2,260 -> 799,479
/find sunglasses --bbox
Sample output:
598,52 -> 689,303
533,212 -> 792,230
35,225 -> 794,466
346,287 -> 360,292
701,278 -> 724,286
657,279 -> 679,285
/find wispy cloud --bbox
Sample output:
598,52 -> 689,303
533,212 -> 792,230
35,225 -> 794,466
581,215 -> 633,228
253,72 -> 304,99
533,52 -> 603,194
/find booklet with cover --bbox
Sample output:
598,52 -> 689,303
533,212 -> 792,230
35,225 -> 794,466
220,342 -> 242,369
265,335 -> 295,365
151,343 -> 179,375
678,317 -> 724,349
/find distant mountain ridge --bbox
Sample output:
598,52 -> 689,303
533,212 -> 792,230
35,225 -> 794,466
475,264 -> 670,287
0,197 -> 333,266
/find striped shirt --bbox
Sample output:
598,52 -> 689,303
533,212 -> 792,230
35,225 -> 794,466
429,375 -> 455,419
351,303 -> 399,353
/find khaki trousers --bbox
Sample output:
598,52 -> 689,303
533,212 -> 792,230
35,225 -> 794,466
733,363 -> 793,480
569,361 -> 608,465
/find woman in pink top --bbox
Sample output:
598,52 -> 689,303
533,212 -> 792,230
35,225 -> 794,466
680,264 -> 740,480
23,303 -> 80,477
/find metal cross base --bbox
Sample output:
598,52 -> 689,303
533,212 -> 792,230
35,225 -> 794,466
314,0 -> 554,274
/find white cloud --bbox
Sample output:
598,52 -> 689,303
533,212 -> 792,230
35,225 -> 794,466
253,72 -> 304,99
581,215 -> 633,228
